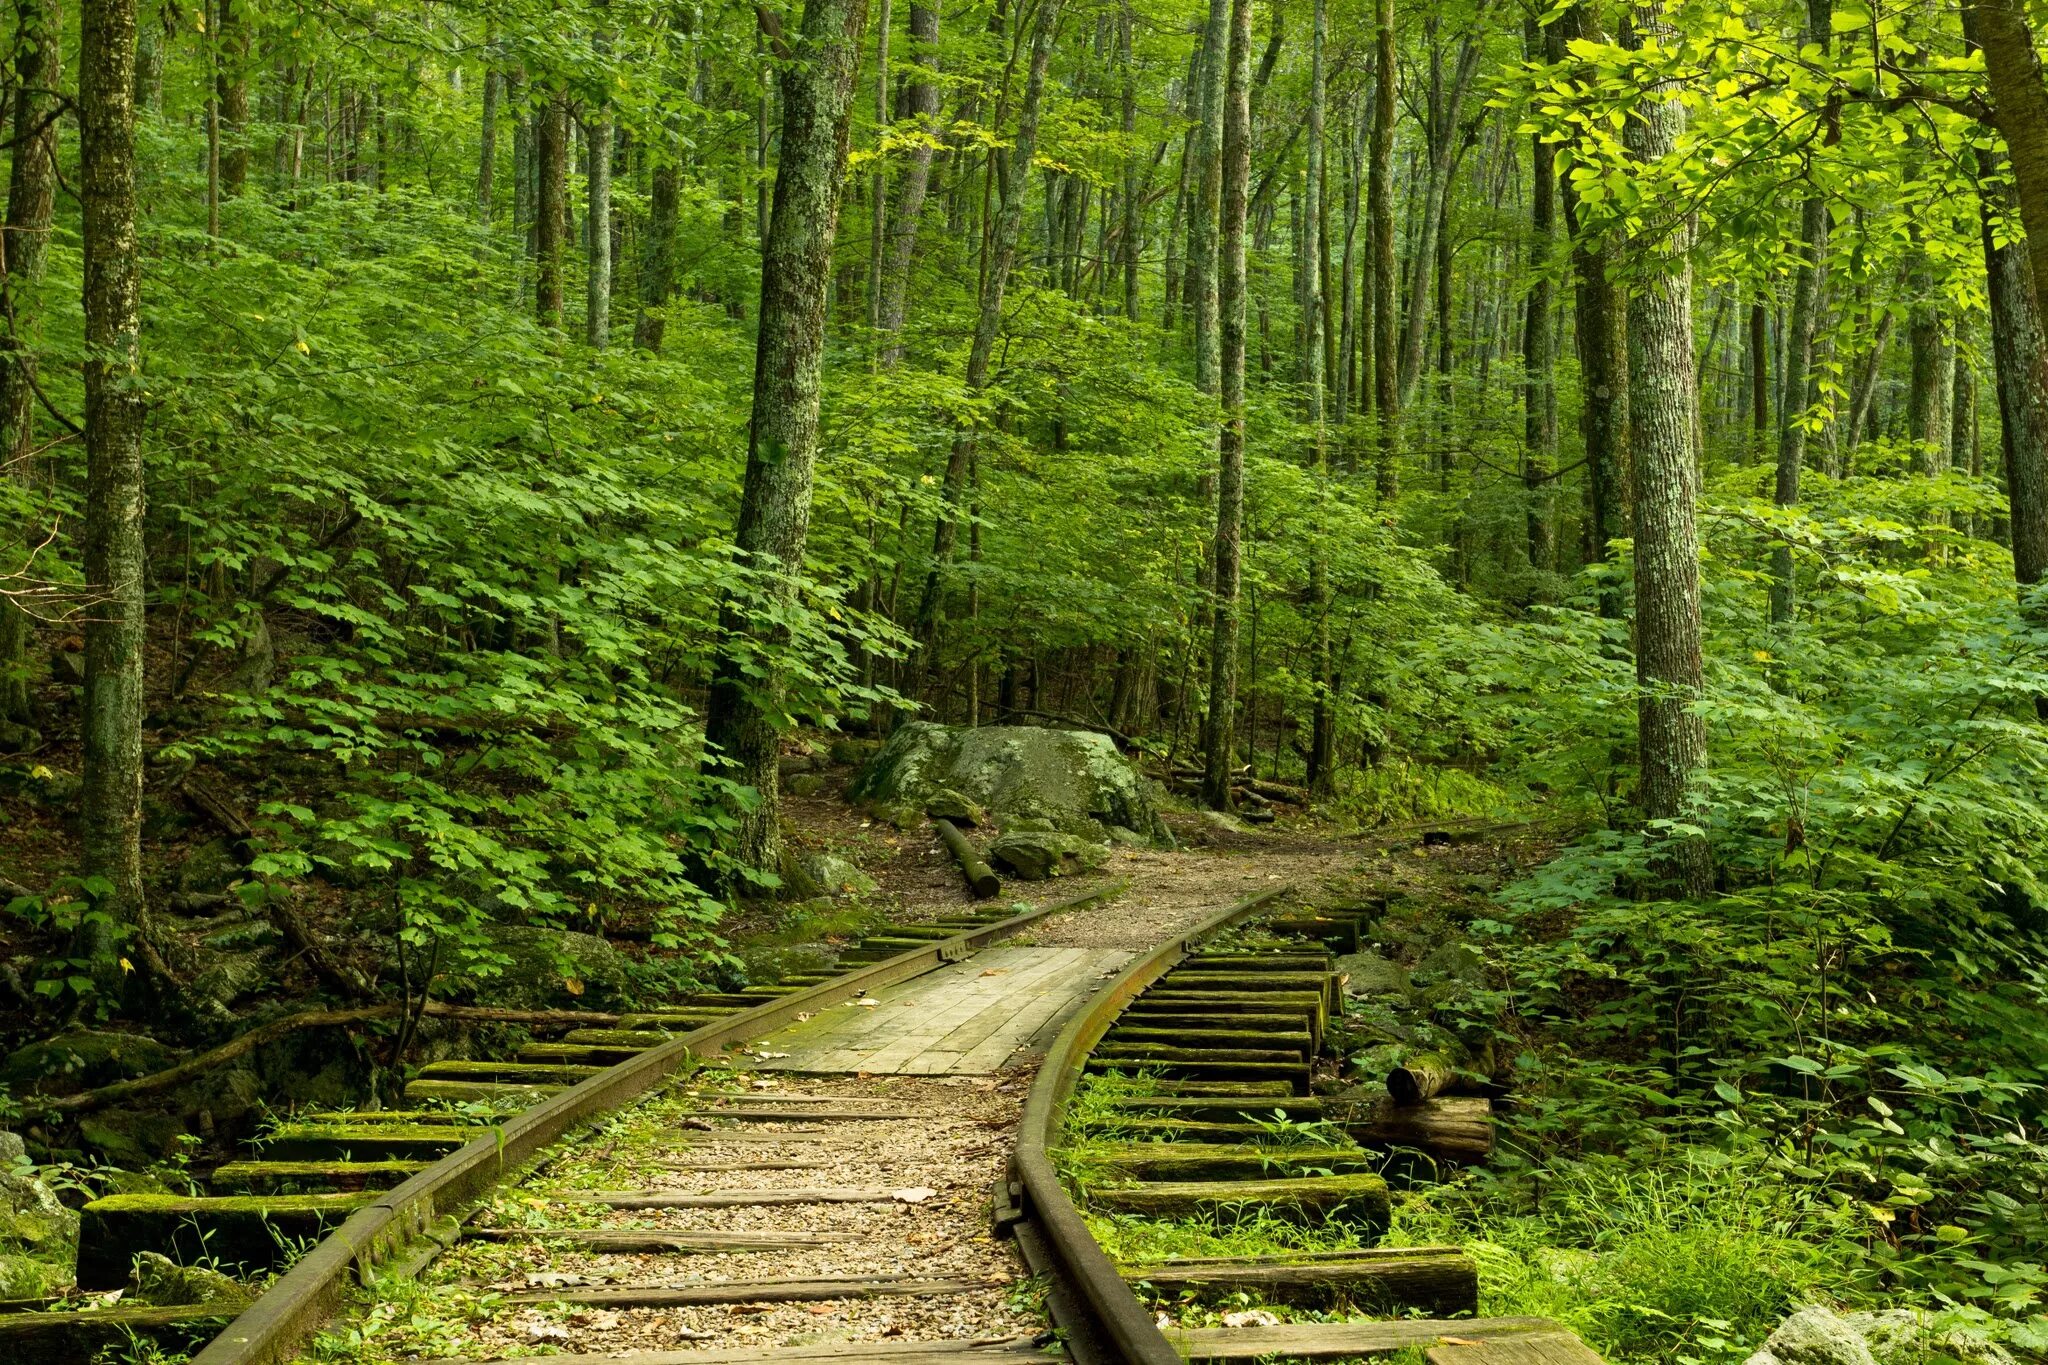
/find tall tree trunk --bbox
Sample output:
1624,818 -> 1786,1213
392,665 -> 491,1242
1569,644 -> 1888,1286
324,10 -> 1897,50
1624,4 -> 1710,899
866,0 -> 891,343
1972,0 -> 2048,337
1845,309 -> 1892,452
1119,0 -> 1140,320
636,132 -> 679,350
1367,0 -> 1397,498
476,45 -> 498,220
1979,145 -> 2048,603
1188,0 -> 1229,394
1907,237 -> 1952,474
216,0 -> 248,195
1393,31 -> 1479,408
1558,3 -> 1626,614
1747,299 -> 1769,459
79,0 -> 148,982
1772,0 -> 1829,624
535,94 -> 568,327
1304,0 -> 1335,797
1199,0 -> 1251,811
586,87 -> 613,347
0,0 -> 61,724
701,0 -> 872,876
910,0 -> 1065,669
876,0 -> 939,367
1522,18 -> 1557,575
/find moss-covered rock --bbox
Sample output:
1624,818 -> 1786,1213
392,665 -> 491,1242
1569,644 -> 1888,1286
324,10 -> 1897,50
989,830 -> 1110,880
923,789 -> 988,826
459,924 -> 633,1008
129,1251 -> 248,1306
77,1109 -> 190,1167
1,1029 -> 178,1095
799,852 -> 877,898
850,722 -> 1165,841
0,1250 -> 70,1298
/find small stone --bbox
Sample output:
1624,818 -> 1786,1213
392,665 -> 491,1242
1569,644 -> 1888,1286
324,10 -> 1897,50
0,1132 -> 24,1165
785,773 -> 828,798
800,852 -> 877,898
989,831 -> 1107,881
1334,951 -> 1411,999
50,651 -> 84,687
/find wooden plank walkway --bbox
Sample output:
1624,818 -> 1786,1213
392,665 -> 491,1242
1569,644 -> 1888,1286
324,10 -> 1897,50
745,946 -> 1130,1075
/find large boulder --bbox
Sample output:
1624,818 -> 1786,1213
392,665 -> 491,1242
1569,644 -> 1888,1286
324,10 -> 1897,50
850,723 -> 1165,842
1745,1307 -> 1878,1365
1,1029 -> 178,1096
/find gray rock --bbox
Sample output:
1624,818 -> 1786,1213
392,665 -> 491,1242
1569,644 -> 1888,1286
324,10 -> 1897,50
177,839 -> 245,895
777,754 -> 819,778
850,723 -> 1165,842
1843,1309 -> 2019,1365
785,773 -> 828,798
130,1252 -> 248,1306
464,924 -> 633,1008
989,830 -> 1108,881
0,1250 -> 70,1299
1335,951 -> 1411,999
801,852 -> 877,898
924,788 -> 988,827
0,1132 -> 24,1166
1745,1307 -> 1877,1365
2,1029 -> 179,1094
1199,809 -> 1256,836
0,720 -> 39,754
828,737 -> 882,767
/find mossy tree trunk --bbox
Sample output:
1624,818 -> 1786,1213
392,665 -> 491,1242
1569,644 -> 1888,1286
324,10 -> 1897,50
701,0 -> 871,874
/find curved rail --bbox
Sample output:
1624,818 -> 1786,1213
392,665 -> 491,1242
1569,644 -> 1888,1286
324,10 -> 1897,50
191,881 -> 1126,1365
1009,885 -> 1289,1365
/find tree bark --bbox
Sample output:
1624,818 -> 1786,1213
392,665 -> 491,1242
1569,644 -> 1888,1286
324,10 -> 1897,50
1557,4 -> 1627,615
1981,148 -> 2048,600
535,93 -> 568,328
701,0 -> 872,875
876,0 -> 939,367
636,130 -> 680,351
1368,0 -> 1397,498
1304,0 -> 1334,798
476,50 -> 498,221
80,0 -> 148,983
1521,18 -> 1557,575
586,90 -> 613,347
1772,0 -> 1830,625
215,0 -> 248,195
1393,32 -> 1478,409
1972,0 -> 2048,336
0,0 -> 62,724
1623,4 -> 1710,899
1188,0 -> 1229,395
1907,235 -> 1952,474
1199,0 -> 1251,811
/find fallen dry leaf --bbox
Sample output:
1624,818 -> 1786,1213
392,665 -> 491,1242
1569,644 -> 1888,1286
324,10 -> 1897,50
1223,1309 -> 1281,1329
855,997 -> 881,1007
892,1186 -> 938,1203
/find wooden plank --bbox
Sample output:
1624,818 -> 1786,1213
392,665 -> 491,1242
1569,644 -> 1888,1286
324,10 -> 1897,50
503,1273 -> 1000,1307
553,1186 -> 910,1209
668,1107 -> 930,1122
1166,1317 -> 1570,1362
463,1228 -> 860,1252
1427,1333 -> 1607,1364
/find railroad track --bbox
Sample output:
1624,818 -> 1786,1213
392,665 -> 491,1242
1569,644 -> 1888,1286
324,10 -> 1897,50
12,879 -> 1606,1365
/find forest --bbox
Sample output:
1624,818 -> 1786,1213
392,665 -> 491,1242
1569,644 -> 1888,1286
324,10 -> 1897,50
3,0 -> 2048,1356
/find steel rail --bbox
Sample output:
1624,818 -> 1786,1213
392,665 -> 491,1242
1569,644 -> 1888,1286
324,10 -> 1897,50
1009,885 -> 1290,1365
191,880 -> 1127,1365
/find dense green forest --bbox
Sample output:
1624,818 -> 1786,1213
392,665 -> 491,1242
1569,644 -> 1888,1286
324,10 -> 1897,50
5,0 -> 2048,1352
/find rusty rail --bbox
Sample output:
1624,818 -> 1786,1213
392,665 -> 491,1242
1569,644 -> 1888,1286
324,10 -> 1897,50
1007,885 -> 1289,1365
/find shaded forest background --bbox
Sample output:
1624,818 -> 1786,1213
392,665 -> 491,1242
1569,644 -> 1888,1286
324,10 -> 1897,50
2,0 -> 2048,1352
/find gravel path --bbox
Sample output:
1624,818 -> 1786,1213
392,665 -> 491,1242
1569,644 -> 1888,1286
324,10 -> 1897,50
436,1075 -> 1041,1358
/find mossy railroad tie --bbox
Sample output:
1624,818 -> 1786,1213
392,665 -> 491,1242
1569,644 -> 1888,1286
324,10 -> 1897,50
413,1059 -> 605,1085
616,1009 -> 739,1030
75,1191 -> 375,1289
402,1078 -> 567,1104
1121,1245 -> 1478,1315
1102,1093 -> 1326,1124
1105,1026 -> 1314,1061
0,1302 -> 251,1359
263,1121 -> 483,1161
1090,1172 -> 1389,1228
1092,1142 -> 1374,1180
209,1158 -> 429,1193
517,1040 -> 650,1065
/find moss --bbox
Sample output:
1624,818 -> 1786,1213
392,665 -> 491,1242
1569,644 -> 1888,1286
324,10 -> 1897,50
77,1191 -> 374,1289
849,722 -> 1168,842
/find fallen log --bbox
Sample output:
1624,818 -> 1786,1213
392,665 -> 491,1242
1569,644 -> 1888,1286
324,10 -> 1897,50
932,817 -> 1001,898
1090,1172 -> 1389,1227
1387,1049 -> 1460,1106
1341,1095 -> 1493,1164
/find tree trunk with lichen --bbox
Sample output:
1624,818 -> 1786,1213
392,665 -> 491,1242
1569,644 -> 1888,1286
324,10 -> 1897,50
701,0 -> 871,876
